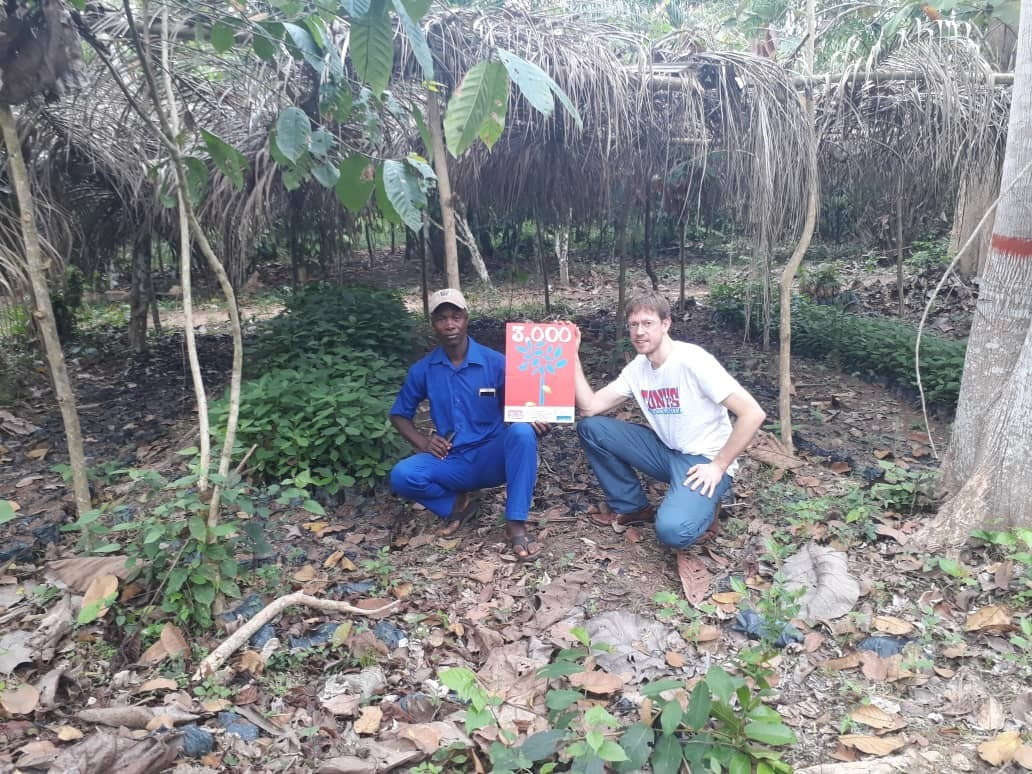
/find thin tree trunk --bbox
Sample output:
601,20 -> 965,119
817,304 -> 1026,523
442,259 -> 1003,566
454,201 -> 492,286
534,217 -> 551,316
129,235 -> 152,353
0,106 -> 92,516
364,221 -> 375,267
950,168 -> 998,280
643,184 -> 659,290
679,219 -> 687,308
554,208 -> 571,286
896,177 -> 905,318
427,91 -> 460,289
420,213 -> 430,319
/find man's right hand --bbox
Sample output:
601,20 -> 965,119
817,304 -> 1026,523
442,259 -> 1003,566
423,432 -> 452,459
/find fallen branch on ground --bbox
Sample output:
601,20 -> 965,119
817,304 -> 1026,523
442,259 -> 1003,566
192,592 -> 399,680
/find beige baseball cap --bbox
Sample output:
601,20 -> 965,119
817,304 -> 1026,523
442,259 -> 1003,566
428,288 -> 469,315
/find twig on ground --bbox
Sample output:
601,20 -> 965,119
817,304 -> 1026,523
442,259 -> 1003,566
192,592 -> 398,680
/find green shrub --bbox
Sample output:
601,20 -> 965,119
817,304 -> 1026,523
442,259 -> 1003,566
249,284 -> 415,373
211,350 -> 407,494
710,284 -> 965,410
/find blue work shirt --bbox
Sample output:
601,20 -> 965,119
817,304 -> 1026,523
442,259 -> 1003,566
390,336 -> 505,453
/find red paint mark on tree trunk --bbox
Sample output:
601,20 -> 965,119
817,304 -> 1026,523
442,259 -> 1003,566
991,233 -> 1032,257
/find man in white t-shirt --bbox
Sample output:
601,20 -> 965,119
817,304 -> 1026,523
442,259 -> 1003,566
571,292 -> 766,575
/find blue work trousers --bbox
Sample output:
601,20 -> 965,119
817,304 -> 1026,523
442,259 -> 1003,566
577,415 -> 732,549
389,423 -> 538,521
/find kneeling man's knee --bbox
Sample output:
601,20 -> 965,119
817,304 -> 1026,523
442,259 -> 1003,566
576,415 -> 605,443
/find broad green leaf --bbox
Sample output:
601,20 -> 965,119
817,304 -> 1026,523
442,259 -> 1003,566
192,582 -> 215,606
659,698 -> 683,735
730,751 -> 752,774
614,724 -> 653,772
545,689 -> 581,710
685,681 -> 712,730
438,667 -> 476,694
182,156 -> 209,206
335,155 -> 375,212
201,130 -> 249,190
586,729 -> 604,751
252,29 -> 280,61
477,67 -> 509,150
303,499 -> 325,515
597,740 -> 629,763
309,127 -> 335,158
379,160 -> 418,228
77,591 -> 117,624
641,678 -> 684,696
312,161 -> 340,188
345,0 -> 372,16
745,720 -> 797,746
583,705 -> 619,728
274,107 -> 312,163
537,660 -> 586,678
283,22 -> 324,72
650,733 -> 683,774
0,500 -> 15,525
496,48 -> 582,130
390,0 -> 433,79
705,665 -> 738,703
406,153 -> 435,181
519,729 -> 564,761
444,60 -> 508,156
188,516 -> 207,542
412,105 -> 432,150
350,10 -> 394,94
401,0 -> 432,20
210,20 -> 236,53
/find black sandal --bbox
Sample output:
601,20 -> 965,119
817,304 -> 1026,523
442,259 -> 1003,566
506,523 -> 541,561
438,494 -> 479,536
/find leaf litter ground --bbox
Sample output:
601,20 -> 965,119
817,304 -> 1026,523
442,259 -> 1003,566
0,251 -> 1029,773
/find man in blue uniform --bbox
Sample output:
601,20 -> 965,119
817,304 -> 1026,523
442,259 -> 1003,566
389,289 -> 547,559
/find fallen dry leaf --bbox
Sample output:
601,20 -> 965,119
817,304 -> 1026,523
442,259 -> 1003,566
81,574 -> 119,621
830,461 -> 851,474
1013,745 -> 1032,770
140,639 -> 168,665
323,550 -> 345,568
665,651 -> 685,668
1,684 -> 40,714
838,734 -> 906,756
850,704 -> 904,730
677,555 -> 711,606
821,653 -> 861,671
569,670 -> 626,695
978,730 -> 1021,766
398,723 -> 443,754
239,650 -> 266,675
26,447 -> 49,460
302,521 -> 329,535
137,678 -> 178,694
56,725 -> 82,741
873,616 -> 914,635
145,714 -> 175,731
292,564 -> 317,582
974,696 -> 1006,732
392,582 -> 413,599
322,693 -> 361,716
711,591 -> 742,605
693,624 -> 721,643
354,706 -> 383,735
964,605 -> 1012,633
159,623 -> 190,660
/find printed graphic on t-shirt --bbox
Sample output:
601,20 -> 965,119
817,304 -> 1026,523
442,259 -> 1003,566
641,387 -> 682,415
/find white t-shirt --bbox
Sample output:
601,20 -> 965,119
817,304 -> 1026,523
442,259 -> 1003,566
610,341 -> 743,476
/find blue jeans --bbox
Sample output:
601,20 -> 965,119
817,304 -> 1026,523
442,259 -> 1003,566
577,416 -> 732,549
389,423 -> 538,521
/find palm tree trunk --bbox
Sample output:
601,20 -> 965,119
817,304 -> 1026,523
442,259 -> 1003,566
0,105 -> 91,516
925,0 -> 1032,544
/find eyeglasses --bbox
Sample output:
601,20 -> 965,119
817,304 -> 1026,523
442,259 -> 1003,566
626,319 -> 661,331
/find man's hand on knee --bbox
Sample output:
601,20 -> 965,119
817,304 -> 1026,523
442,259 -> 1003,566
683,461 -> 726,499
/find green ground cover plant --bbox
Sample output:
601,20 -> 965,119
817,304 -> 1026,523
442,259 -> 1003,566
710,284 -> 965,410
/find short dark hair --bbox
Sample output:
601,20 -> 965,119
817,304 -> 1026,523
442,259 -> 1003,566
625,291 -> 670,321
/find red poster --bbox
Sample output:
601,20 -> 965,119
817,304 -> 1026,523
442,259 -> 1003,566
504,322 -> 575,423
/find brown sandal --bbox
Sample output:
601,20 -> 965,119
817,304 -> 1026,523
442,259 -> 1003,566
589,504 -> 656,528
